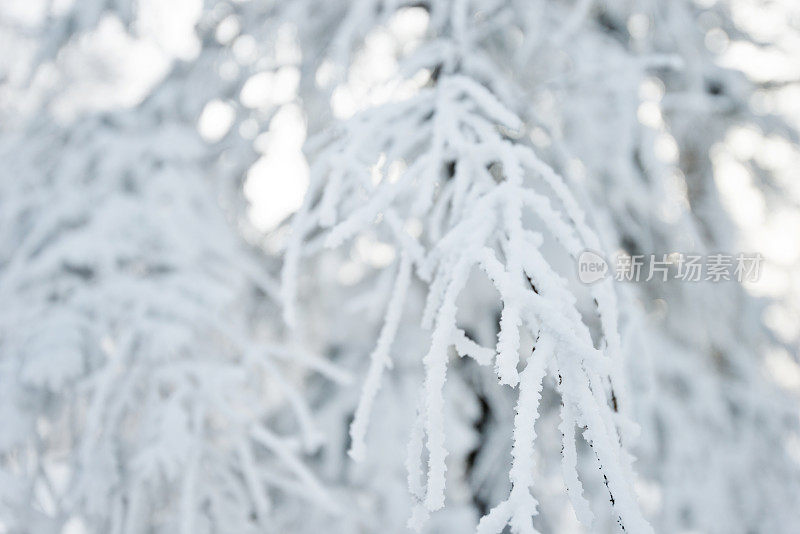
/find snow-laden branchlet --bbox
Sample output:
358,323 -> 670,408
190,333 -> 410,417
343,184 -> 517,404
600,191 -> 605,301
282,2 -> 652,531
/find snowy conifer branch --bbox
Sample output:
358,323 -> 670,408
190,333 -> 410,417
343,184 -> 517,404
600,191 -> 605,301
282,1 -> 651,531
